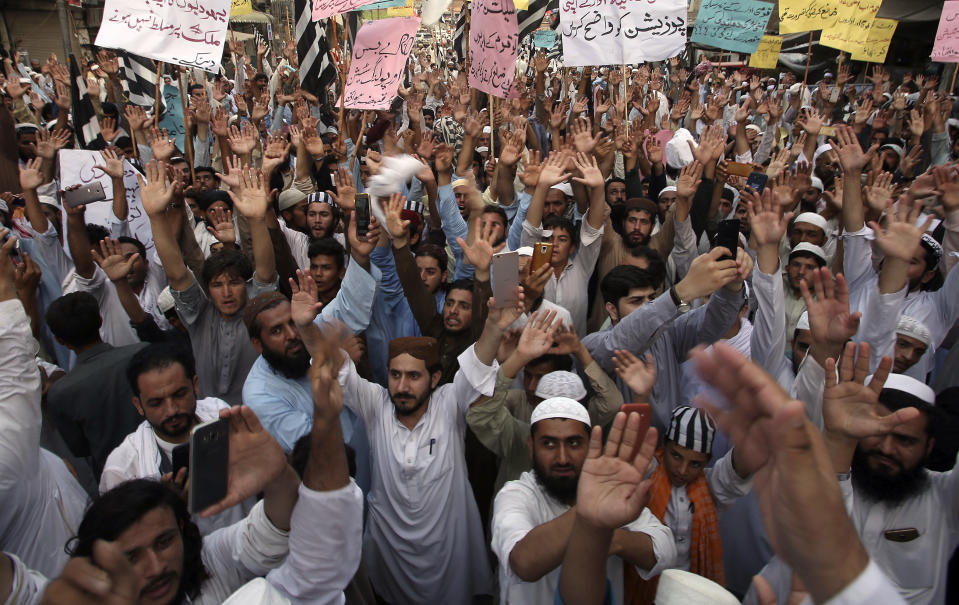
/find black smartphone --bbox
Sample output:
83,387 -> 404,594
171,442 -> 190,480
188,419 -> 229,515
746,171 -> 769,194
713,219 -> 741,261
354,193 -> 371,238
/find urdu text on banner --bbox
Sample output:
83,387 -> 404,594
559,0 -> 686,67
690,0 -> 774,55
468,0 -> 520,98
343,16 -> 421,110
932,2 -> 959,63
95,0 -> 230,73
778,0 -> 840,34
314,0 -> 379,21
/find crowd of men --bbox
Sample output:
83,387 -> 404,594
2,31 -> 959,605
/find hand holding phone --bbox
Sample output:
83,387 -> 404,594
63,182 -> 106,208
354,193 -> 371,237
188,419 -> 229,515
713,219 -> 741,261
530,242 -> 553,272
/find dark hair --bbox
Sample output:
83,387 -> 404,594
307,237 -> 346,270
528,353 -> 574,373
247,295 -> 289,339
626,246 -> 666,288
68,480 -> 209,600
194,166 -> 217,179
196,189 -> 233,212
481,205 -> 508,226
542,216 -> 579,248
790,250 -> 827,268
188,83 -> 204,95
46,292 -> 101,348
422,108 -> 435,117
623,198 -> 658,220
86,223 -> 111,245
449,277 -> 475,297
601,265 -> 661,306
200,248 -> 253,289
268,169 -> 285,196
116,236 -> 147,261
126,342 -> 196,397
605,177 -> 626,193
416,244 -> 449,274
114,135 -> 133,150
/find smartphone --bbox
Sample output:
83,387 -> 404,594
530,242 -> 553,272
620,403 -> 652,439
171,442 -> 190,480
746,171 -> 769,194
354,193 -> 370,238
491,250 -> 519,309
188,419 -> 229,515
63,182 -> 106,208
725,161 -> 753,178
713,219 -> 741,260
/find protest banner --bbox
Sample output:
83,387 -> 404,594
560,0 -> 686,67
749,35 -> 783,69
932,2 -> 959,62
820,0 -> 882,52
690,0 -> 774,55
58,150 -> 153,250
468,0 -> 519,98
356,0 -> 405,8
231,0 -> 253,16
533,29 -> 557,48
95,0 -> 230,73
851,18 -> 898,62
778,0 -> 840,34
157,84 -> 186,153
343,16 -> 421,109
313,0 -> 379,21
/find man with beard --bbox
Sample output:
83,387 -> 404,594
305,191 -> 343,244
783,243 -> 827,348
99,343 -> 252,535
240,289 -> 371,493
491,397 -> 675,605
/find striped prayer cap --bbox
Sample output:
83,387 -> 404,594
665,406 -> 716,455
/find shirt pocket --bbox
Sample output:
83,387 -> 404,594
881,528 -> 934,590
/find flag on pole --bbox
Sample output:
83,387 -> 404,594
453,4 -> 468,63
115,50 -> 157,108
295,0 -> 338,98
517,0 -> 558,42
69,54 -> 100,148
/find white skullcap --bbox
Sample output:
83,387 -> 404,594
475,146 -> 489,153
947,118 -> 959,130
794,212 -> 827,232
156,286 -> 176,314
809,176 -> 824,192
530,396 -> 591,427
796,311 -> 810,331
516,246 -> 534,257
789,242 -> 827,264
875,373 -> 936,406
665,128 -> 696,169
896,316 -> 932,347
37,195 -> 61,210
666,405 -> 716,454
536,371 -> 588,401
451,178 -> 469,188
655,569 -> 740,605
222,578 -> 290,605
813,143 -> 833,166
658,186 -> 677,198
277,188 -> 307,212
550,182 -> 573,197
482,125 -> 492,134
744,124 -> 762,134
880,143 -> 904,158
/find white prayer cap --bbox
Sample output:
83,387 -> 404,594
550,182 -> 573,197
222,578 -> 290,605
535,371 -> 588,401
789,242 -> 827,265
156,286 -> 176,315
793,212 -> 828,232
665,405 -> 716,454
277,188 -> 307,212
812,143 -> 833,165
665,128 -> 696,169
516,246 -> 534,257
796,311 -> 810,331
530,396 -> 591,427
658,186 -> 677,198
482,125 -> 492,134
809,176 -> 824,192
451,178 -> 469,188
475,146 -> 489,153
880,143 -> 904,159
947,118 -> 959,130
896,316 -> 932,347
655,569 -> 740,605
874,373 -> 936,406
38,195 -> 61,210
744,123 -> 762,135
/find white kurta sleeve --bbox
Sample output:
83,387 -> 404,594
705,449 -> 753,511
0,300 -> 42,489
337,354 -> 390,424
624,508 -> 677,579
450,344 -> 500,413
821,560 -> 907,605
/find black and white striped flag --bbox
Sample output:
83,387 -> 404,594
254,29 -> 271,59
517,0 -> 558,42
69,53 -> 100,148
295,0 -> 338,99
453,5 -> 468,63
115,50 -> 156,107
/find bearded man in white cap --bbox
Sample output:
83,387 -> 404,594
781,211 -> 832,267
783,242 -> 827,346
491,396 -> 675,605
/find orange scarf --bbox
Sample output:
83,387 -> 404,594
624,450 -> 725,604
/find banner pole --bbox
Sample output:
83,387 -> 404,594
489,94 -> 495,159
154,62 -> 163,129
177,70 -> 195,183
802,31 -> 814,88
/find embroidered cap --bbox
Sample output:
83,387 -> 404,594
530,396 -> 591,427
535,371 -> 588,401
896,316 -> 932,347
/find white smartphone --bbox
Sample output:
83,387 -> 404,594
491,250 -> 519,309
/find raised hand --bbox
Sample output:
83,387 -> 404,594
146,128 -> 175,163
798,107 -> 824,137
645,137 -> 664,166
934,164 -> 959,212
39,540 -> 141,605
571,152 -> 604,190
457,217 -> 505,276
745,186 -> 792,247
516,310 -> 561,360
226,166 -> 269,219
800,268 -> 861,352
206,206 -> 236,244
228,123 -> 258,156
519,149 -> 544,189
576,411 -> 658,529
538,151 -> 573,187
136,160 -> 175,217
326,166 -> 356,211
93,148 -> 125,180
569,117 -> 600,154
289,268 -> 324,327
99,116 -> 118,143
261,133 -> 291,176
675,247 -> 740,301
613,350 -> 657,401
868,195 -> 932,262
19,157 -> 44,191
384,192 -> 410,243
91,238 -> 138,283
675,160 -> 703,199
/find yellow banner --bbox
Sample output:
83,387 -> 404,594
749,35 -> 783,69
779,0 -> 840,34
851,18 -> 898,63
820,0 -> 882,52
231,0 -> 253,16
514,0 -> 530,9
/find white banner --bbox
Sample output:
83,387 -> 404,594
58,150 -> 154,251
560,0 -> 687,67
95,0 -> 230,73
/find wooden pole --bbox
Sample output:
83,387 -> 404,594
950,65 -> 959,97
489,94 -> 495,158
177,70 -> 195,184
464,4 -> 471,78
349,110 -> 369,167
154,62 -> 163,129
622,63 -> 629,138
802,31 -> 814,89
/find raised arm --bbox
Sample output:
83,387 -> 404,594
138,160 -> 193,291
93,149 -> 128,222
834,125 -> 877,233
227,166 -> 277,285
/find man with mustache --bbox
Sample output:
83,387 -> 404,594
98,342 -> 251,536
